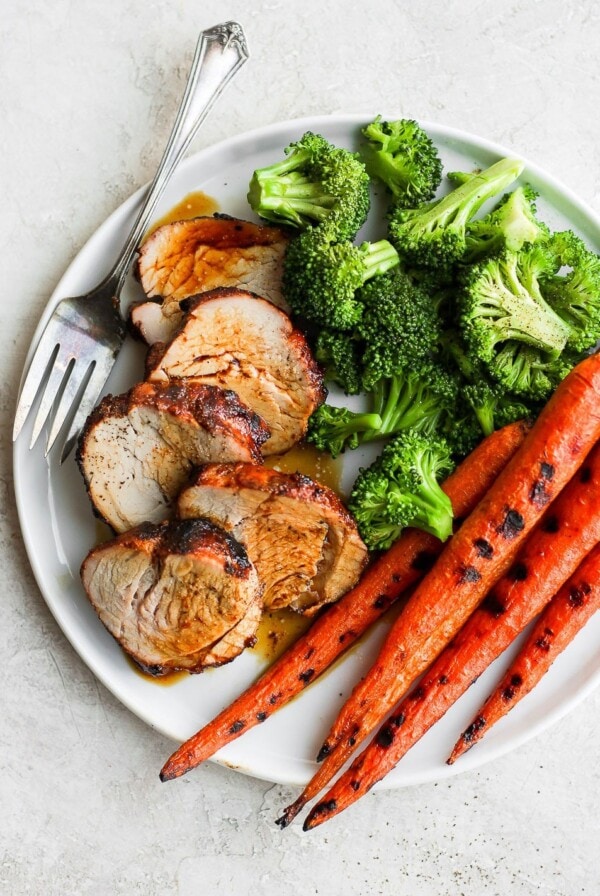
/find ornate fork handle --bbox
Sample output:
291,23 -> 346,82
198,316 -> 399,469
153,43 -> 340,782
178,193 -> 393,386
93,21 -> 249,302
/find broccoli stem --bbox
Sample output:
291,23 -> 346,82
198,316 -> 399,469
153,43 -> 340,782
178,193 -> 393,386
392,490 -> 453,541
472,401 -> 495,437
411,451 -> 454,539
414,157 -> 524,235
360,240 -> 400,282
248,170 -> 336,225
334,412 -> 384,439
306,406 -> 384,457
365,377 -> 439,438
252,147 -> 313,179
370,376 -> 410,435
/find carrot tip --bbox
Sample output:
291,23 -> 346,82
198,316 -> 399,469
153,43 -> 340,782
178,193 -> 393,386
274,813 -> 290,829
302,815 -> 317,832
275,799 -> 305,828
303,798 -> 338,831
302,810 -> 325,832
447,740 -> 470,764
159,758 -> 184,781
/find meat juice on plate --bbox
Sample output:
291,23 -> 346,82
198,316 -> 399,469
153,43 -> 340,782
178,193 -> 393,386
145,190 -> 220,238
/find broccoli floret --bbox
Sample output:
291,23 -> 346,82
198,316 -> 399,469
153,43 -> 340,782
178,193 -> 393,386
541,231 -> 600,352
349,430 -> 456,550
352,269 -> 458,443
388,157 -> 524,271
350,269 -> 459,445
357,268 -> 442,383
463,185 -> 549,262
282,227 -> 400,330
460,245 -> 574,396
360,116 -> 443,207
306,404 -> 383,458
247,131 -> 370,241
489,342 -> 575,399
307,363 -> 458,459
441,329 -> 536,436
462,382 -> 533,436
367,365 -> 458,439
443,410 -> 484,460
307,366 -> 457,457
313,329 -> 363,395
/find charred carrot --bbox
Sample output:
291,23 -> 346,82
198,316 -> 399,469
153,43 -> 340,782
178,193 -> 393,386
160,422 -> 529,782
449,542 -> 600,763
279,353 -> 600,826
300,445 -> 600,829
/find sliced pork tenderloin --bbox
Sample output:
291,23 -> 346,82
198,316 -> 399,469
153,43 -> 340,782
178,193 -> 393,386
80,518 -> 262,674
145,287 -> 326,456
77,381 -> 269,533
177,463 -> 368,615
131,215 -> 290,344
191,589 -> 263,669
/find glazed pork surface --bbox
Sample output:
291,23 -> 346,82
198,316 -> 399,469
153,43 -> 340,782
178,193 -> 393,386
131,215 -> 290,344
145,287 -> 326,456
177,462 -> 368,615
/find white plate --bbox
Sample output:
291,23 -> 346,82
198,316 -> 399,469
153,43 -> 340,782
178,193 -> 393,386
14,115 -> 600,788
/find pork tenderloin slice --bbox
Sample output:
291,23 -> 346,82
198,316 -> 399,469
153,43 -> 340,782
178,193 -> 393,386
188,586 -> 263,669
177,463 -> 368,615
80,519 -> 262,674
77,381 -> 270,533
146,287 -> 326,455
131,215 -> 290,344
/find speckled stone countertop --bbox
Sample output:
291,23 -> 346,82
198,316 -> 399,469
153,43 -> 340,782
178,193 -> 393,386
2,2 -> 600,893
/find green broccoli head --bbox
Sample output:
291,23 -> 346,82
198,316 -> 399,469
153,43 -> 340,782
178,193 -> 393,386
357,267 -> 442,382
462,381 -> 534,437
247,131 -> 371,241
442,410 -> 484,461
306,404 -> 383,458
460,246 -> 573,371
540,230 -> 600,352
307,363 -> 459,456
349,429 -> 456,550
388,157 -> 525,271
313,329 -> 364,395
282,227 -> 400,330
463,184 -> 549,262
488,341 -> 576,400
440,328 -> 536,443
366,364 -> 459,440
360,116 -> 443,207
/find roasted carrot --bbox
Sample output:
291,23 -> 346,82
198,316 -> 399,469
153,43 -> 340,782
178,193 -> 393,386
279,353 -> 600,826
159,422 -> 529,782
448,542 -> 600,764
299,445 -> 600,829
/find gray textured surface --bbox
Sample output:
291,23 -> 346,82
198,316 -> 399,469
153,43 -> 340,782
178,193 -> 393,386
2,1 -> 600,893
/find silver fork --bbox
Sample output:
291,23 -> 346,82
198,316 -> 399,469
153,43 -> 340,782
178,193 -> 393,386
13,21 -> 249,462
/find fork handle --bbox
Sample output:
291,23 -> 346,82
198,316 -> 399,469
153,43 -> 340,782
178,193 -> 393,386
97,22 -> 249,298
